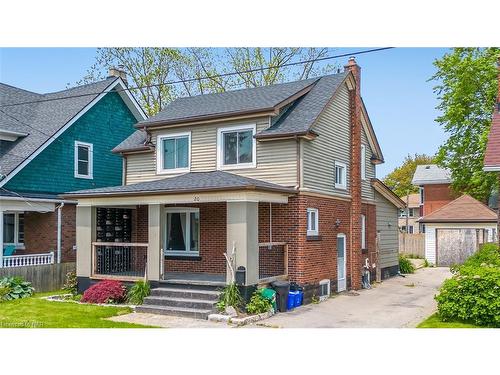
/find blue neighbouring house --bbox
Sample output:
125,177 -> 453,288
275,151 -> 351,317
0,68 -> 146,267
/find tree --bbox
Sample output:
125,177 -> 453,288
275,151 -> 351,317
77,48 -> 337,116
431,48 -> 500,202
383,154 -> 435,197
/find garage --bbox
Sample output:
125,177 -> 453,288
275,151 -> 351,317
419,195 -> 497,266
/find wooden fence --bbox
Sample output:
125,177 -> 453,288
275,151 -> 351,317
0,262 -> 75,292
399,233 -> 425,258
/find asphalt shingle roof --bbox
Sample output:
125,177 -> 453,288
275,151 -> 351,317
412,164 -> 452,185
0,78 -> 118,177
64,170 -> 296,197
419,194 -> 497,223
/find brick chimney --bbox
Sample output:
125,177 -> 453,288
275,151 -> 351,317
108,65 -> 128,85
344,57 -> 363,290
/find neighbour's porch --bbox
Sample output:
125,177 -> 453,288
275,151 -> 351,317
0,193 -> 70,268
73,183 -> 294,289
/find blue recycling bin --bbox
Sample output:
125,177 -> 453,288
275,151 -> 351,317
295,291 -> 304,307
287,291 -> 297,310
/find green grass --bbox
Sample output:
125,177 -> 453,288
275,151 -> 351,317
0,291 -> 152,328
417,313 -> 482,328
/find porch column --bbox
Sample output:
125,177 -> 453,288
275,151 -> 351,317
226,201 -> 259,286
147,204 -> 162,282
76,206 -> 95,278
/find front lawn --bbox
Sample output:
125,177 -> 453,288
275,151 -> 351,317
0,291 -> 152,328
417,313 -> 481,328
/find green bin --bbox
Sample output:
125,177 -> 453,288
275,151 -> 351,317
260,288 -> 277,312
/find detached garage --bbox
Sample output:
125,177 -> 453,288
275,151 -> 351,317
419,195 -> 497,266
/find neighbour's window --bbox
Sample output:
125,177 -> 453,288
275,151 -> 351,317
74,141 -> 93,179
217,124 -> 256,169
361,214 -> 366,249
399,209 -> 407,218
307,208 -> 319,236
2,213 -> 24,247
157,132 -> 190,173
408,225 -> 414,234
419,186 -> 424,204
164,208 -> 200,256
361,144 -> 366,180
334,161 -> 347,190
408,208 -> 415,218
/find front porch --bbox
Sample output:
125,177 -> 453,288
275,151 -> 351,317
73,184 -> 294,291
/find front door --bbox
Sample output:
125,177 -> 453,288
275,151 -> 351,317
337,234 -> 346,292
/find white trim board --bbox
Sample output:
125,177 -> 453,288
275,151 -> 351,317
0,78 -> 147,188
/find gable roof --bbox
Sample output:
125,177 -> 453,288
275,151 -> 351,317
400,193 -> 420,208
63,170 -> 296,198
484,106 -> 500,171
419,194 -> 497,223
412,164 -> 451,185
0,78 -> 147,185
371,178 -> 406,208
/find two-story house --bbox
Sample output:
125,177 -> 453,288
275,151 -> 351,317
65,58 -> 404,318
398,193 -> 421,233
0,69 -> 146,268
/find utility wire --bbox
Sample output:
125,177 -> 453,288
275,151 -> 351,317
0,47 -> 394,109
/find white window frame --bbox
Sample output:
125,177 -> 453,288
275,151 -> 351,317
217,123 -> 257,170
408,208 -> 415,218
163,207 -> 200,257
361,144 -> 366,180
419,186 -> 425,204
408,225 -> 414,234
156,132 -> 191,175
2,212 -> 24,249
334,161 -> 347,190
74,141 -> 93,179
318,279 -> 331,301
307,208 -> 319,236
361,214 -> 366,249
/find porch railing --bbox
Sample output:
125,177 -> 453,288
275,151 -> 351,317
2,252 -> 55,268
91,242 -> 148,280
258,242 -> 288,283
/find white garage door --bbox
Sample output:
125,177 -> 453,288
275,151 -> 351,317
436,228 -> 485,266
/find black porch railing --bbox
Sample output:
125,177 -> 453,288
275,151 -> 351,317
92,242 -> 148,279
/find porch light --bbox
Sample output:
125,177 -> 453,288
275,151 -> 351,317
335,218 -> 341,228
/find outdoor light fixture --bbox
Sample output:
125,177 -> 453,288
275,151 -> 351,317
335,218 -> 341,228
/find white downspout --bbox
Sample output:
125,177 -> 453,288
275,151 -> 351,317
0,211 -> 4,268
57,203 -> 64,264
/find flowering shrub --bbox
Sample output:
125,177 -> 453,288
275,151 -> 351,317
81,280 -> 126,304
435,243 -> 500,327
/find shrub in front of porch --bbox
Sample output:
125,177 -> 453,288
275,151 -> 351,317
81,280 -> 127,304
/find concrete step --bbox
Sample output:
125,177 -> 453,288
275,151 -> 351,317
160,280 -> 224,291
143,296 -> 217,310
150,287 -> 220,301
135,304 -> 213,320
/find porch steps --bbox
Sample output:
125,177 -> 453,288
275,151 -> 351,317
136,285 -> 221,320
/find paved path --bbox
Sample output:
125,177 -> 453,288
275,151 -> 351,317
253,267 -> 451,328
108,312 -> 230,328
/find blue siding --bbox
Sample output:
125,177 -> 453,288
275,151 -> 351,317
5,92 -> 136,194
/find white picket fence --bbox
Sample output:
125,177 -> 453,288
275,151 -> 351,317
2,252 -> 55,268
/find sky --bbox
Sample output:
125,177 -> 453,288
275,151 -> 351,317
0,47 -> 450,178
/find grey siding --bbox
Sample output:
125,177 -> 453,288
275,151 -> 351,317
375,191 -> 399,270
361,126 -> 376,200
302,83 -> 351,197
125,117 -> 298,187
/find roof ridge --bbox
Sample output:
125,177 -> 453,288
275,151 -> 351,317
43,77 -> 117,96
0,82 -> 43,96
422,193 -> 496,220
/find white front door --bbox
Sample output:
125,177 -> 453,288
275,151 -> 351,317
337,234 -> 346,292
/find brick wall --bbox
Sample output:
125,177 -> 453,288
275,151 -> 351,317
21,204 -> 76,262
423,183 -> 455,216
361,202 -> 377,281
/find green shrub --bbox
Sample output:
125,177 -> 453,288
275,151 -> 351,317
62,270 -> 78,295
246,290 -> 273,315
217,283 -> 243,312
435,243 -> 500,327
0,276 -> 34,301
127,280 -> 151,305
399,255 -> 415,274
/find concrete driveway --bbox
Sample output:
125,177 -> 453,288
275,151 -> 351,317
253,267 -> 451,328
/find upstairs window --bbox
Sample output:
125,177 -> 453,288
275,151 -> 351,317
361,144 -> 366,180
307,208 -> 319,236
334,161 -> 347,190
217,124 -> 256,169
419,186 -> 424,205
157,132 -> 191,174
74,141 -> 93,179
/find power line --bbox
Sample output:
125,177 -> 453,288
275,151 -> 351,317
0,47 -> 394,109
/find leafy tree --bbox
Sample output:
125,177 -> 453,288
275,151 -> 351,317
383,154 -> 435,197
431,48 -> 500,202
77,48 -> 337,116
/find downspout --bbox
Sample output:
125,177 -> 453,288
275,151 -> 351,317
269,202 -> 273,248
57,202 -> 64,264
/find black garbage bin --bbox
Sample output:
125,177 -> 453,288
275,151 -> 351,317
271,280 -> 290,313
